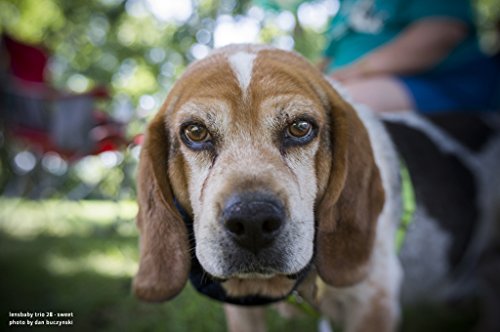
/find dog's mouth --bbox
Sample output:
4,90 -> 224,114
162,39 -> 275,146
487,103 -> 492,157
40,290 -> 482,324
189,252 -> 312,305
208,265 -> 309,282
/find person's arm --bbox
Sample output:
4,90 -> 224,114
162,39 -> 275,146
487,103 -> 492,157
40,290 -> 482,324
331,17 -> 468,81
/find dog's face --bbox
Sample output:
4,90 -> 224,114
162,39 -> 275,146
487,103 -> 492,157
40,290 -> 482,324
133,45 -> 384,302
168,47 -> 331,297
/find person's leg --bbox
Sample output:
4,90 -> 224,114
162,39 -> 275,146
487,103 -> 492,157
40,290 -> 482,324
342,75 -> 415,113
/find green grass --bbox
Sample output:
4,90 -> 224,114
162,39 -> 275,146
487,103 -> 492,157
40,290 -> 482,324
0,199 -> 316,332
0,199 -> 480,332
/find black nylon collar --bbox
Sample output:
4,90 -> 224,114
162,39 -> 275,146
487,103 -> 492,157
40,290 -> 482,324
174,199 -> 304,306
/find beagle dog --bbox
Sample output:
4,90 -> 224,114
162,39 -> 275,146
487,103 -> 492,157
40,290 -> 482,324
133,44 -> 500,332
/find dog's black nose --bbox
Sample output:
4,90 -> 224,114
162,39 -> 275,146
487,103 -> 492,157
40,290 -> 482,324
222,193 -> 285,254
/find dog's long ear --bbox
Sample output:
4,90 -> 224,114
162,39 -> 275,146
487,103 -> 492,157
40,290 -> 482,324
315,80 -> 385,287
133,112 -> 190,302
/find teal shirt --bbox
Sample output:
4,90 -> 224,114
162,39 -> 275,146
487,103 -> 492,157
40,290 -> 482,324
324,0 -> 484,73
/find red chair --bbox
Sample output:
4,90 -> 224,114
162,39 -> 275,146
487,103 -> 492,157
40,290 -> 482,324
0,34 -> 128,162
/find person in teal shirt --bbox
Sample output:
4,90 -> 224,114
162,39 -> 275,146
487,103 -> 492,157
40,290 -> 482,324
320,0 -> 500,113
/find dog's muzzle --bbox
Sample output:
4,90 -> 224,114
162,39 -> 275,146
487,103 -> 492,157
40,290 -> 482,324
222,192 -> 285,254
175,196 -> 311,306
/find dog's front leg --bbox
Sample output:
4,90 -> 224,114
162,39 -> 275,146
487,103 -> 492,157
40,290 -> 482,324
224,304 -> 267,332
317,253 -> 402,332
317,283 -> 399,332
343,289 -> 399,332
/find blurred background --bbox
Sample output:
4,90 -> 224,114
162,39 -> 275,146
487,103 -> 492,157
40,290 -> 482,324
0,0 -> 498,331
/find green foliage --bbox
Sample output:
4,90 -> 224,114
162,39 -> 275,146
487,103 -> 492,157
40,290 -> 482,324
0,0 -> 328,199
0,0 -> 497,198
476,0 -> 500,26
0,0 -> 324,102
475,0 -> 500,53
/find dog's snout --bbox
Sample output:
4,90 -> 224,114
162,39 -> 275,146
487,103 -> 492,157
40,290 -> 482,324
222,194 -> 285,254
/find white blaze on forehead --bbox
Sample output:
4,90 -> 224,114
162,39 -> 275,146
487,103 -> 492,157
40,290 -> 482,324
227,51 -> 257,93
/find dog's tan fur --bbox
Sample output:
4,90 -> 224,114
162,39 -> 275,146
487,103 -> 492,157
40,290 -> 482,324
134,45 -> 390,331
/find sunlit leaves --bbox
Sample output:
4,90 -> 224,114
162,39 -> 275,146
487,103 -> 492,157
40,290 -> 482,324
0,0 -> 64,43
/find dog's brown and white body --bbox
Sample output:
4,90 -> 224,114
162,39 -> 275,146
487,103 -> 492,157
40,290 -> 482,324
133,45 -> 500,332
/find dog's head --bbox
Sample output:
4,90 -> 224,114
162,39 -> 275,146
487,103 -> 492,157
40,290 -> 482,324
133,45 -> 384,302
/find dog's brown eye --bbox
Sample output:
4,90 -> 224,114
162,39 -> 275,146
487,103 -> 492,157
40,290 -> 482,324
184,124 -> 209,142
288,120 -> 312,138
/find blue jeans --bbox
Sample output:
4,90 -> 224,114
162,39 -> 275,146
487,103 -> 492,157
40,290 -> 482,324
399,57 -> 500,113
